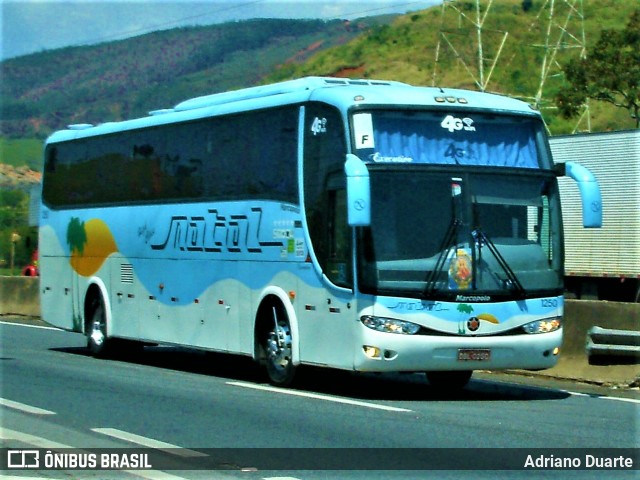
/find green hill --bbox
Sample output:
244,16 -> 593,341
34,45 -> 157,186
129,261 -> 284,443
1,1 -> 637,164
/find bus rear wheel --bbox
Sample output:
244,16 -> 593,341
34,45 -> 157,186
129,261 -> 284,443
425,370 -> 472,390
263,304 -> 296,387
87,296 -> 111,357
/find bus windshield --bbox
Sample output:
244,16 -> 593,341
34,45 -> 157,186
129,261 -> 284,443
353,109 -> 562,300
358,169 -> 563,299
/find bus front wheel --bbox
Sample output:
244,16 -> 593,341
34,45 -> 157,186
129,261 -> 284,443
425,370 -> 472,390
263,303 -> 296,387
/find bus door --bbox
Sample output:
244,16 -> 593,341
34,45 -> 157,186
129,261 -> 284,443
299,174 -> 355,367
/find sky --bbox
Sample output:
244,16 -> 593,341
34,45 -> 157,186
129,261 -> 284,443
1,0 -> 440,60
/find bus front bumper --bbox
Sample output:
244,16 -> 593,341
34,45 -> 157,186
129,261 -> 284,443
353,328 -> 562,372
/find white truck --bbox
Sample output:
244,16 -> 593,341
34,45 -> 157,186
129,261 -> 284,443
551,129 -> 640,302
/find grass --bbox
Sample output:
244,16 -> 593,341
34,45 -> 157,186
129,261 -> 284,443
0,138 -> 43,171
0,267 -> 28,276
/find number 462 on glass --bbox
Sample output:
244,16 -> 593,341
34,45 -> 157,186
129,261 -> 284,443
441,115 -> 476,133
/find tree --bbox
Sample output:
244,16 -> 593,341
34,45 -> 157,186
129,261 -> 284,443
556,9 -> 640,128
522,0 -> 534,13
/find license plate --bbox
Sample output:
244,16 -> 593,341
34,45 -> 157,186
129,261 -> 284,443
457,349 -> 491,362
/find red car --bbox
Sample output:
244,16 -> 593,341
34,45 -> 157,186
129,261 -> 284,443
22,250 -> 39,276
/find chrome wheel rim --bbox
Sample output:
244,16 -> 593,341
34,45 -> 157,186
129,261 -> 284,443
90,319 -> 105,347
266,322 -> 292,372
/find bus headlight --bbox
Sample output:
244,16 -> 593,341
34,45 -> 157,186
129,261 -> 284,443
360,315 -> 421,335
522,317 -> 562,334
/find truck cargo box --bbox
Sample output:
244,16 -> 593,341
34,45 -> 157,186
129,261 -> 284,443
550,130 -> 640,301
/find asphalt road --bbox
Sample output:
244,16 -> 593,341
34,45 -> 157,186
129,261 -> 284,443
1,320 -> 638,480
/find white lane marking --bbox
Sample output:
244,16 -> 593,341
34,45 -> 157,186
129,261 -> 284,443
0,320 -> 60,331
92,428 -> 207,458
3,478 -> 52,480
227,381 -> 413,413
125,470 -> 190,480
0,398 -> 56,415
0,427 -> 73,449
565,390 -> 590,397
263,478 -> 304,480
599,395 -> 640,405
564,390 -> 640,404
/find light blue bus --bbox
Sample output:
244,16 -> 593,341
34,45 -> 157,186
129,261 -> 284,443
40,77 -> 601,388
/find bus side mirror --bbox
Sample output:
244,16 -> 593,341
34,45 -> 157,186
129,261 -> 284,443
556,161 -> 602,228
345,154 -> 371,227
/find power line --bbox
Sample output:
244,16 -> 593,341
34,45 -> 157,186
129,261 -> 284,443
80,0 -> 267,45
312,1 -> 438,21
74,0 -> 437,47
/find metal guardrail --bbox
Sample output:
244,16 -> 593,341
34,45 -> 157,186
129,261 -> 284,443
586,326 -> 640,364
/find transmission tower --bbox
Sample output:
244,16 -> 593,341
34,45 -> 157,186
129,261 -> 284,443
432,0 -> 509,93
530,0 -> 590,132
432,0 -> 590,133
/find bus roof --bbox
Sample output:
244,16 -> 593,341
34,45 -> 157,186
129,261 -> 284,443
47,76 -> 540,144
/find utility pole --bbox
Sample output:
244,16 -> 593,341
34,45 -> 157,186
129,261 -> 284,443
10,232 -> 21,275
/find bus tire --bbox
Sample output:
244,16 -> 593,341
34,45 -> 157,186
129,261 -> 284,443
425,370 -> 472,390
262,301 -> 296,387
86,294 -> 111,358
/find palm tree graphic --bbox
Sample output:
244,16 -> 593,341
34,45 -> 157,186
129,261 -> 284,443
67,217 -> 87,256
457,303 -> 474,334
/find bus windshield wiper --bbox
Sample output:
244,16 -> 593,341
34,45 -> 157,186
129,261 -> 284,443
424,217 -> 460,297
472,228 -> 526,297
